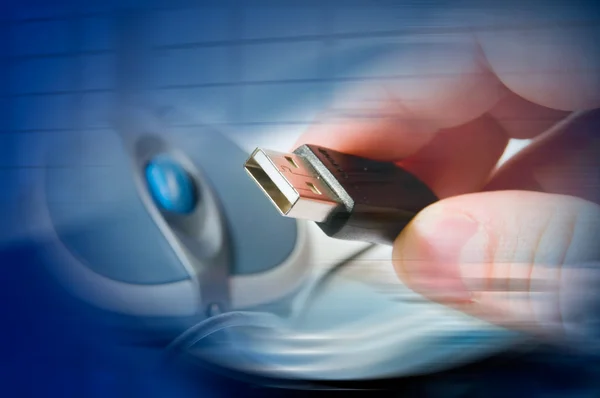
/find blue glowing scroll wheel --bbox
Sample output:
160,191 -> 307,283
145,155 -> 197,214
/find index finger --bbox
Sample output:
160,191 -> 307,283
294,33 -> 505,160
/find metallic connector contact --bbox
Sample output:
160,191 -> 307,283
244,148 -> 342,223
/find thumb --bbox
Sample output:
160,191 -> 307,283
393,191 -> 600,347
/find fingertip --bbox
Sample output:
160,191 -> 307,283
477,16 -> 600,111
392,207 -> 478,303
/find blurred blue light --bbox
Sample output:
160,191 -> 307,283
145,155 -> 197,214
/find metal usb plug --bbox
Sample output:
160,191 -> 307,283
244,148 -> 342,223
245,144 -> 439,245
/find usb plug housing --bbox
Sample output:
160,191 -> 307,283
244,148 -> 341,223
244,144 -> 438,245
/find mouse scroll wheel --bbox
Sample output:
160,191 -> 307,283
145,155 -> 198,214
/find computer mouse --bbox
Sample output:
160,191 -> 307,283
27,108 -> 312,336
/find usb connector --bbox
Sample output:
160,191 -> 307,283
244,144 -> 438,245
244,148 -> 341,223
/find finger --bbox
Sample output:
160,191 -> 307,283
486,109 -> 600,205
402,94 -> 572,198
294,36 -> 569,199
392,190 -> 600,341
476,7 -> 600,111
397,115 -> 509,198
293,18 -> 586,200
487,92 -> 571,139
295,33 -> 507,160
295,12 -> 586,157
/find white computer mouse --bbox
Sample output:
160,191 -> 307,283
27,108 -> 315,338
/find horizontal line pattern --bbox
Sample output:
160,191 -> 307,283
3,3 -> 594,166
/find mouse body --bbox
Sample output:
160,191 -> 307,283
27,111 -> 312,338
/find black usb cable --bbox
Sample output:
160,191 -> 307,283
244,144 -> 438,245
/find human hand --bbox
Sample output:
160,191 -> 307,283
294,6 -> 600,349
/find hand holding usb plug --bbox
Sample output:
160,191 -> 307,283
245,11 -> 600,352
